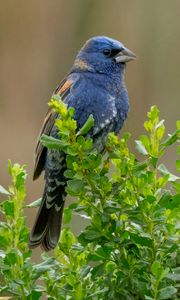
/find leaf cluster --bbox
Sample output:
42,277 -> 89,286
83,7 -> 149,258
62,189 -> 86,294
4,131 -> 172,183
0,96 -> 180,299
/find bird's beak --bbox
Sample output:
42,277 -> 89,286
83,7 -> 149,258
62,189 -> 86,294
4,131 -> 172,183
114,47 -> 136,63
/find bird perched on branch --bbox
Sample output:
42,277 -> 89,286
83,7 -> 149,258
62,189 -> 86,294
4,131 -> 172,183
28,36 -> 136,251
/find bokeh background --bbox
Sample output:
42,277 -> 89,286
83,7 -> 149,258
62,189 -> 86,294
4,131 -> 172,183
0,0 -> 179,249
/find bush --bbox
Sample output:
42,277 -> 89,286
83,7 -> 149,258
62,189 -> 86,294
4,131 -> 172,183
0,97 -> 180,299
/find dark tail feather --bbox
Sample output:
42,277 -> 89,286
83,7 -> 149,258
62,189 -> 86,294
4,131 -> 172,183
28,190 -> 65,251
41,201 -> 65,251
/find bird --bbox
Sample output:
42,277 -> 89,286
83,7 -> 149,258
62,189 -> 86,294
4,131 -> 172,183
28,36 -> 136,251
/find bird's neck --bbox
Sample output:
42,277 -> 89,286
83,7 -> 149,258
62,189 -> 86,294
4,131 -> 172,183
72,56 -> 126,77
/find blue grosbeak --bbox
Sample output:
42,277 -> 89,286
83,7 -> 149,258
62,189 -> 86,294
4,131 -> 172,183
28,36 -> 136,251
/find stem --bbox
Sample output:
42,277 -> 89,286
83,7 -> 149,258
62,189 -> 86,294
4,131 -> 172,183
20,285 -> 27,300
85,175 -> 104,203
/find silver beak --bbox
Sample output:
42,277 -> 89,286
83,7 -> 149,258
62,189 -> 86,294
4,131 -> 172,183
115,47 -> 136,63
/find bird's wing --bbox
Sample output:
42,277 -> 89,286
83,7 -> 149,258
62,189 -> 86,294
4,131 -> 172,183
33,77 -> 74,180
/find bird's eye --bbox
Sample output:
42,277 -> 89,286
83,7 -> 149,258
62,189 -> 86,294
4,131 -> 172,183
103,49 -> 111,57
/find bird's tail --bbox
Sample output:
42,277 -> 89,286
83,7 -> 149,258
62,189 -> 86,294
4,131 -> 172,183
28,186 -> 65,251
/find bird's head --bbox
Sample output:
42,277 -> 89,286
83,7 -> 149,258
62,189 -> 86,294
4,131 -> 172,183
73,36 -> 136,75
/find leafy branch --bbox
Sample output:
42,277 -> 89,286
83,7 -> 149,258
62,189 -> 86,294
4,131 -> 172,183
0,95 -> 179,299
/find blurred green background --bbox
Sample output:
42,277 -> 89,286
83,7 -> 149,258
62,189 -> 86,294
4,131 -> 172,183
0,1 -> 179,234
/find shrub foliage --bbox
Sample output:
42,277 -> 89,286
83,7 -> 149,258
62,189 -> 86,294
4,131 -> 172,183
0,96 -> 180,299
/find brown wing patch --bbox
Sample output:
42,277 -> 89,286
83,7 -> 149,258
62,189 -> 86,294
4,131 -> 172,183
33,108 -> 58,180
56,79 -> 73,95
33,77 -> 73,180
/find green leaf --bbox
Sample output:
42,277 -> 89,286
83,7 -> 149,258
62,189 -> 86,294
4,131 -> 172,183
135,140 -> 148,155
158,286 -> 177,299
63,169 -> 75,178
173,181 -> 180,192
148,105 -> 159,121
157,124 -> 165,141
32,258 -> 55,280
7,159 -> 13,176
166,267 -> 180,281
89,153 -> 102,168
162,130 -> 180,147
151,156 -> 158,168
68,202 -> 78,209
176,120 -> 180,130
3,201 -> 14,217
91,263 -> 105,277
60,228 -> 76,246
83,138 -> 93,150
15,170 -> 26,190
51,94 -> 61,101
155,119 -> 164,129
77,213 -> 91,220
68,107 -> 75,118
66,179 -> 84,196
146,195 -> 156,203
26,198 -> 42,208
130,233 -> 153,248
176,159 -> 180,172
140,135 -> 150,149
40,134 -> 69,150
66,145 -> 78,156
4,252 -> 18,266
159,192 -> 172,208
0,236 -> 8,248
133,161 -> 148,172
88,287 -> 109,298
0,185 -> 10,195
90,246 -> 111,261
158,164 -> 180,182
82,229 -> 102,241
151,261 -> 162,277
80,265 -> 91,278
76,114 -> 94,136
151,261 -> 167,279
105,261 -> 117,273
27,290 -> 42,300
63,208 -> 72,224
49,96 -> 68,117
171,194 -> 180,209
144,120 -> 153,132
